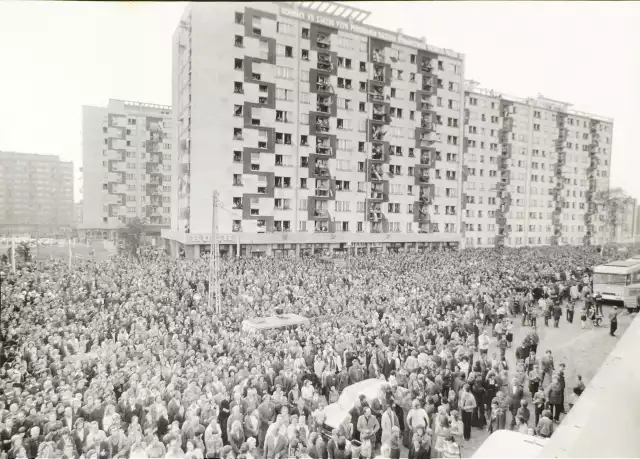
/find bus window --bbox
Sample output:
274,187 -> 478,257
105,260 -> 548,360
632,272 -> 640,284
595,273 -> 630,285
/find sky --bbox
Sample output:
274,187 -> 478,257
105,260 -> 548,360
0,1 -> 639,203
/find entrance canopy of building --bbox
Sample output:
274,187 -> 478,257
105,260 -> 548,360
241,313 -> 310,333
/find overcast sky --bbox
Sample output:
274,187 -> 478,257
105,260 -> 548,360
0,1 -> 638,202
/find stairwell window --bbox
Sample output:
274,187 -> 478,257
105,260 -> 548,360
276,66 -> 293,79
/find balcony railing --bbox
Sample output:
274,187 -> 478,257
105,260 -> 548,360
314,209 -> 329,217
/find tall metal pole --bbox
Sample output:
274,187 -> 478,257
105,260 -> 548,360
208,191 -> 222,315
11,233 -> 16,274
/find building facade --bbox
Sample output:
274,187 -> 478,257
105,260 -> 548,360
463,83 -> 613,248
166,1 -> 466,258
81,99 -> 173,240
0,151 -> 74,235
163,1 -> 614,258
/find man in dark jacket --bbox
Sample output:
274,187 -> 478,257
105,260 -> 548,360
545,377 -> 563,422
552,303 -> 562,328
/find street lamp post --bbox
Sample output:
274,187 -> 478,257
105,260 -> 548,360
208,191 -> 223,315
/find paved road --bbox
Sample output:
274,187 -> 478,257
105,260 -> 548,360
458,302 -> 634,457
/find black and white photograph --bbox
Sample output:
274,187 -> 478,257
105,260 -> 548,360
1,1 -> 639,458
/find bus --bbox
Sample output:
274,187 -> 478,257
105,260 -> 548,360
592,258 -> 640,312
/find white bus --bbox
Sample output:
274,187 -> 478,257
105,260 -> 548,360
592,258 -> 640,312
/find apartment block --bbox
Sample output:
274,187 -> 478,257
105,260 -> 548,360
165,1 -> 467,257
464,82 -> 613,248
81,99 -> 173,240
0,151 -> 74,234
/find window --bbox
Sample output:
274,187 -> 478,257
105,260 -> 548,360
235,12 -> 244,24
234,35 -> 244,47
300,114 -> 309,125
276,110 -> 293,123
276,66 -> 293,79
276,88 -> 293,101
234,81 -> 243,94
234,58 -> 243,70
300,70 -> 309,82
277,21 -> 294,35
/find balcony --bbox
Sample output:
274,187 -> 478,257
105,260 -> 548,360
418,131 -> 439,146
315,120 -> 330,133
316,82 -> 334,94
315,188 -> 332,197
368,210 -> 383,222
317,36 -> 330,49
502,118 -> 514,132
420,60 -> 433,74
499,132 -> 510,144
418,223 -> 431,234
316,103 -> 330,113
371,127 -> 386,141
368,91 -> 384,102
312,208 -> 329,218
370,167 -> 384,181
555,139 -> 566,150
314,165 -> 330,177
372,51 -> 384,63
420,101 -> 435,113
417,174 -> 430,184
421,121 -> 436,132
316,145 -> 332,155
373,70 -> 385,82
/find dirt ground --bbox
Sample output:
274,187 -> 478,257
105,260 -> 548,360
457,301 -> 634,457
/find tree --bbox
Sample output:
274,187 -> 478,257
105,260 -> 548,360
16,242 -> 32,263
121,217 -> 148,259
595,187 -> 635,244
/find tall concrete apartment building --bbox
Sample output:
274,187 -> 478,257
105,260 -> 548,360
164,1 -> 467,257
81,99 -> 173,240
162,1 -> 615,258
0,151 -> 74,235
463,82 -> 613,248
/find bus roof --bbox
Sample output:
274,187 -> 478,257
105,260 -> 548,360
472,430 -> 548,458
594,259 -> 640,274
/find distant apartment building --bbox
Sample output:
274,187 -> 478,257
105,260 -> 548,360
75,201 -> 83,227
164,1 -> 467,258
0,151 -> 74,235
613,197 -> 637,243
463,82 -> 613,248
81,99 -> 173,240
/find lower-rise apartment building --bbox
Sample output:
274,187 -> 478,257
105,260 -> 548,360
81,99 -> 173,241
463,82 -> 613,248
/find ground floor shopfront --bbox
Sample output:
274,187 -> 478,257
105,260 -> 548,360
161,230 -> 461,260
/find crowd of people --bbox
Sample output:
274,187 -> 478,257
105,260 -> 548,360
0,245 -> 619,459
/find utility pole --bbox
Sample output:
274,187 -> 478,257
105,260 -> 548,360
208,191 -> 223,315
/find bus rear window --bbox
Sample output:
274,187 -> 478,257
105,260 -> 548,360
594,273 -> 630,285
